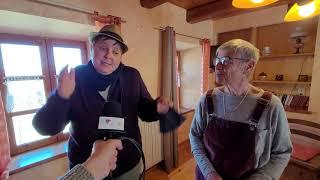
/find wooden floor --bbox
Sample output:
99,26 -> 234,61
177,140 -> 193,166
168,159 -> 196,180
145,140 -> 194,180
144,165 -> 169,180
145,140 -> 320,180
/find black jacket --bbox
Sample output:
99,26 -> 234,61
33,63 -> 161,177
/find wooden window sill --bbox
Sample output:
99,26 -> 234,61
9,141 -> 68,175
179,107 -> 194,114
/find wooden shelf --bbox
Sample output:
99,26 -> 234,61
252,80 -> 311,85
285,106 -> 311,114
260,53 -> 314,60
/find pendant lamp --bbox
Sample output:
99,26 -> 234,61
232,0 -> 279,8
284,0 -> 320,22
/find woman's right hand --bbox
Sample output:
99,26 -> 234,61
206,172 -> 222,180
57,65 -> 75,99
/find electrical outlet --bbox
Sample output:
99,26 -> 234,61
297,86 -> 305,95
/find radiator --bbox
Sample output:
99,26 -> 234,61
138,120 -> 163,169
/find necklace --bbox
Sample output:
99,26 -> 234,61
223,87 -> 250,118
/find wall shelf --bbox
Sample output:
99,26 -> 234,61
285,106 -> 311,114
252,80 -> 311,85
260,53 -> 314,60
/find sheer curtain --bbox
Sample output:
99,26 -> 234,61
0,92 -> 10,180
200,39 -> 211,94
161,26 -> 179,171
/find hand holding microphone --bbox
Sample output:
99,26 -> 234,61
83,139 -> 123,180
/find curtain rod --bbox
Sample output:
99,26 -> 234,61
153,27 -> 204,40
28,0 -> 127,23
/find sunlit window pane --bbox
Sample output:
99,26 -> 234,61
0,44 -> 43,76
53,47 -> 82,74
12,113 -> 48,145
6,80 -> 46,112
63,123 -> 70,133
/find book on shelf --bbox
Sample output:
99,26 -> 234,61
273,93 -> 309,109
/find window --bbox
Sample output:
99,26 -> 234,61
0,34 -> 87,155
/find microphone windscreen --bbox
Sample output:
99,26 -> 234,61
102,101 -> 122,117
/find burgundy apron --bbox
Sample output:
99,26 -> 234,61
195,90 -> 272,180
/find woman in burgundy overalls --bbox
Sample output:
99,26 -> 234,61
190,39 -> 292,180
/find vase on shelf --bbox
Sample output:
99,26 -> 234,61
290,29 -> 308,54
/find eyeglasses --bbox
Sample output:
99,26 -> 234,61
215,56 -> 250,66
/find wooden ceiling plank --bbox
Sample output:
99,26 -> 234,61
187,0 -> 289,23
140,0 -> 169,9
168,0 -> 218,9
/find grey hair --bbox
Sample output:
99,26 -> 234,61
216,39 -> 260,62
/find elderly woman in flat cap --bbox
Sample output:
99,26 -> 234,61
190,39 -> 292,180
33,25 -> 178,180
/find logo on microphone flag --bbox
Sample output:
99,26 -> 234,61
98,116 -> 124,131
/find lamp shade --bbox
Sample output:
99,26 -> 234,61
284,0 -> 320,22
232,0 -> 279,8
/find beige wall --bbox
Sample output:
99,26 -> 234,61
309,17 -> 320,113
10,157 -> 68,180
157,3 -> 213,43
212,6 -> 320,117
212,5 -> 288,44
179,47 -> 202,109
1,0 -> 213,179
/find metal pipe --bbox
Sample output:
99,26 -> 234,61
153,27 -> 204,40
28,0 -> 127,23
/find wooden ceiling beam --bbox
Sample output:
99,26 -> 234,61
186,0 -> 289,24
140,0 -> 169,8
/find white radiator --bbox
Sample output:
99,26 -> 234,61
138,120 -> 163,169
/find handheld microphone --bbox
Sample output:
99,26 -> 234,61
97,101 -> 146,180
98,101 -> 125,140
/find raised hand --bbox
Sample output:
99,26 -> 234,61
57,65 -> 75,99
157,96 -> 173,114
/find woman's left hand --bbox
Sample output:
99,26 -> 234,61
157,96 -> 173,114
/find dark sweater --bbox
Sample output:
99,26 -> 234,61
33,63 -> 160,177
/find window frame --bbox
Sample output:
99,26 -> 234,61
0,33 -> 87,155
45,38 -> 88,142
